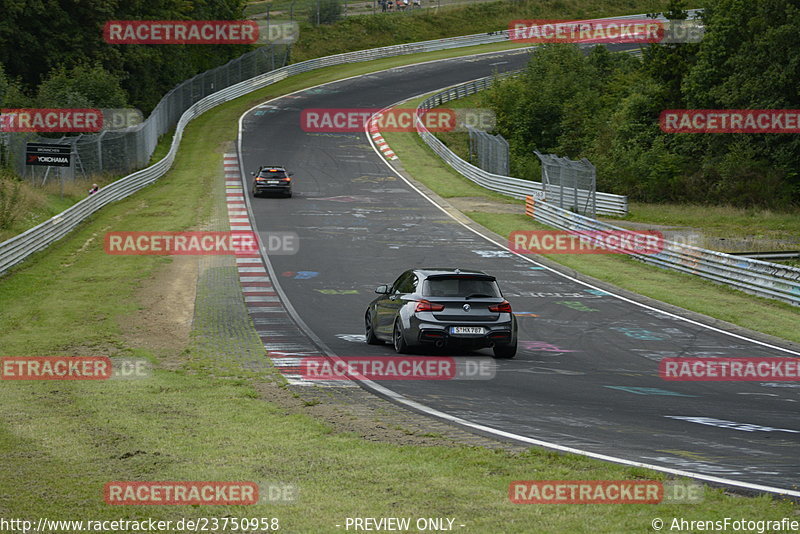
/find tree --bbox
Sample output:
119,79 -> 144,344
0,63 -> 7,106
36,64 -> 127,108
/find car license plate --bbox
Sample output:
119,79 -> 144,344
450,326 -> 485,335
267,180 -> 280,184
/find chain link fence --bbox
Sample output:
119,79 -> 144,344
535,151 -> 596,218
4,45 -> 290,183
416,75 -> 626,215
467,126 -> 509,176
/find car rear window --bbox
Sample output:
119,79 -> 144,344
258,170 -> 287,178
423,277 -> 501,298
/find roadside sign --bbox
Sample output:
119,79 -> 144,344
25,143 -> 71,167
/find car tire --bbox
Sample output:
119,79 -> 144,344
393,319 -> 410,354
365,312 -> 383,345
285,191 -> 292,198
493,341 -> 517,359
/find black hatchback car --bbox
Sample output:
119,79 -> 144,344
251,166 -> 293,197
365,268 -> 517,358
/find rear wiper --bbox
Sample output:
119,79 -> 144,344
465,293 -> 493,299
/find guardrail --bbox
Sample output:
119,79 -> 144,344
414,69 -> 629,216
522,197 -> 800,306
0,30 -> 528,276
729,251 -> 800,261
410,38 -> 800,306
0,9 -> 701,276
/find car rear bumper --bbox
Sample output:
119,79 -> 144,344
412,319 -> 515,348
254,185 -> 291,194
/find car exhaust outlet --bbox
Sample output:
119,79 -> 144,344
434,340 -> 445,348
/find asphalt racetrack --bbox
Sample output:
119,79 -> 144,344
239,47 -> 800,495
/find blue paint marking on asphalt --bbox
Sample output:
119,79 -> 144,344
585,289 -> 611,296
294,271 -> 319,279
610,327 -> 668,341
529,266 -> 545,270
605,386 -> 698,397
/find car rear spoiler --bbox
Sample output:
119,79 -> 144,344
425,274 -> 496,281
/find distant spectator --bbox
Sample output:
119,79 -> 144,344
413,0 -> 420,7
88,183 -> 99,195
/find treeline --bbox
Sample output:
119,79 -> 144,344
0,0 -> 251,114
481,0 -> 800,208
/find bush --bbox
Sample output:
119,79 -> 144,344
0,174 -> 22,230
36,64 -> 127,108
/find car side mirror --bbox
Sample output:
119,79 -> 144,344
289,172 -> 295,177
375,285 -> 390,294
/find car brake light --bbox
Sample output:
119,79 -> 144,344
415,300 -> 445,312
488,300 -> 512,313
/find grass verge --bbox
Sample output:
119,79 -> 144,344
0,36 -> 797,533
290,0 -> 669,62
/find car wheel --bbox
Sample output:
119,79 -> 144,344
285,191 -> 292,198
493,341 -> 517,359
365,312 -> 382,345
393,319 -> 410,354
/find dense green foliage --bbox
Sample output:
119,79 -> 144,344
309,0 -> 344,24
0,0 -> 251,113
0,0 -> 669,112
481,0 -> 800,208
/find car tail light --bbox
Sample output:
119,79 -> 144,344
415,300 -> 445,312
488,300 -> 512,313
282,177 -> 291,181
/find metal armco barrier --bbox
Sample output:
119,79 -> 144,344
415,73 -> 629,216
524,196 -> 800,306
0,9 -> 700,276
0,31 -> 520,276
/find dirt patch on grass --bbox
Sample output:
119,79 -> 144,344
253,377 -> 526,451
448,196 -> 522,214
119,255 -> 199,366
